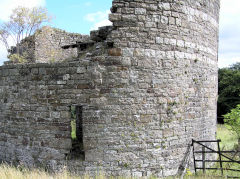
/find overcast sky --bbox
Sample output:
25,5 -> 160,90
0,0 -> 239,68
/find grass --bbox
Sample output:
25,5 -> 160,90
0,164 -> 227,179
197,159 -> 240,178
0,164 -> 111,179
216,124 -> 238,150
70,106 -> 77,140
0,164 -> 69,179
71,119 -> 77,139
199,124 -> 240,178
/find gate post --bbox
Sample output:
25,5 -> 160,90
217,139 -> 224,176
192,139 -> 197,173
202,146 -> 206,174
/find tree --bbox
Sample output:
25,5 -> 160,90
218,63 -> 240,123
0,6 -> 51,63
230,62 -> 240,71
224,104 -> 240,149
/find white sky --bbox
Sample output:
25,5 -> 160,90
0,0 -> 46,65
218,0 -> 240,68
0,0 -> 45,21
84,10 -> 112,31
0,0 -> 239,68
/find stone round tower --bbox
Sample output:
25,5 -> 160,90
100,0 -> 220,176
0,0 -> 220,178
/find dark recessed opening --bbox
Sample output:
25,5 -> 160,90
107,41 -> 114,48
68,106 -> 85,160
111,6 -> 117,13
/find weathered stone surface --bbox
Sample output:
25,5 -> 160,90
108,48 -> 122,56
0,0 -> 220,178
7,26 -> 90,64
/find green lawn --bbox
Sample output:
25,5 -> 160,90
71,119 -> 77,139
216,124 -> 238,150
201,124 -> 240,178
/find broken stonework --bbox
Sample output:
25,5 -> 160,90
0,0 -> 220,177
8,26 -> 90,63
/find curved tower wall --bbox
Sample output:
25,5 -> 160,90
103,0 -> 220,176
0,0 -> 220,177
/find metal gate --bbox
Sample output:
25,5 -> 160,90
192,139 -> 240,178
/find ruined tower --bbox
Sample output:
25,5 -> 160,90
0,0 -> 220,177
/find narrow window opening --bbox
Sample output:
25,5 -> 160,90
111,6 -> 117,13
107,41 -> 114,48
69,106 -> 84,160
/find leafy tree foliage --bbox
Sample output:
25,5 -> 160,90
0,6 -> 51,63
230,62 -> 240,71
218,62 -> 240,123
224,104 -> 240,148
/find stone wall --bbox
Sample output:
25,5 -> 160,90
34,27 -> 90,63
8,26 -> 90,63
0,60 -> 103,169
0,0 -> 220,177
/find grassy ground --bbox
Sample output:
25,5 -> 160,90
200,124 -> 240,178
71,119 -> 77,139
0,164 -> 226,179
216,124 -> 238,150
0,164 -> 113,179
0,164 -> 67,179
